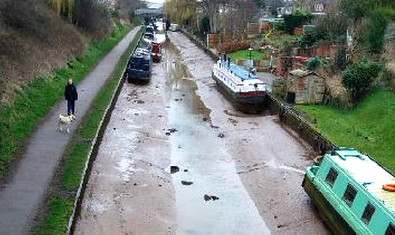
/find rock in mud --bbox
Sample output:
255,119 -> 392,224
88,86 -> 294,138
217,133 -> 225,138
210,124 -> 219,129
203,194 -> 220,201
170,166 -> 180,174
167,128 -> 178,133
181,180 -> 193,185
202,117 -> 208,122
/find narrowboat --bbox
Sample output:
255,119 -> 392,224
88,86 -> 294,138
124,46 -> 153,83
212,59 -> 268,112
152,41 -> 164,63
303,148 -> 395,235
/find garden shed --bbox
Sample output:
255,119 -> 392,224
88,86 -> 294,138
287,69 -> 325,104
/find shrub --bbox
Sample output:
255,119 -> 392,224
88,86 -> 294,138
307,58 -> 320,71
299,27 -> 329,48
273,21 -> 285,31
333,46 -> 347,72
74,0 -> 114,38
342,60 -> 383,101
363,9 -> 388,53
283,10 -> 313,33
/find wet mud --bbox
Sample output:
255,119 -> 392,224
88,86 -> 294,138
168,32 -> 330,234
74,48 -> 176,235
165,45 -> 270,234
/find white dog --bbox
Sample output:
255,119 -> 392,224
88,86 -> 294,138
58,114 -> 76,133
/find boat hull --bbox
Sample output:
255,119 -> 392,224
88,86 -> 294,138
212,72 -> 266,112
125,70 -> 151,84
302,175 -> 356,235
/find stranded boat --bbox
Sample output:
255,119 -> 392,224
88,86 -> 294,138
124,42 -> 153,83
303,148 -> 395,235
212,58 -> 268,112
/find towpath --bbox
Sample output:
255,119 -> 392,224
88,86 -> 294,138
0,26 -> 141,235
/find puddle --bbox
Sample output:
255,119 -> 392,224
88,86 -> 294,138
164,43 -> 270,235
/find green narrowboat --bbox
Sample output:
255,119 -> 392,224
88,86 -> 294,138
303,148 -> 395,235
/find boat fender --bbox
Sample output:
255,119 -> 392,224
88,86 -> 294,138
383,183 -> 395,192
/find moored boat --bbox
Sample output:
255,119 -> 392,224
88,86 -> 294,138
303,148 -> 395,235
124,42 -> 153,83
212,58 -> 268,112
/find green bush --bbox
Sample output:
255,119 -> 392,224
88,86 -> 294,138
299,27 -> 329,48
342,60 -> 383,101
283,10 -> 313,33
273,21 -> 285,31
364,9 -> 388,53
307,58 -> 320,71
333,46 -> 347,72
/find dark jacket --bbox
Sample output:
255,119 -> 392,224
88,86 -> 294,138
64,84 -> 78,101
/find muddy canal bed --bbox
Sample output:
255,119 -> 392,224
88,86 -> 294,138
74,33 -> 329,235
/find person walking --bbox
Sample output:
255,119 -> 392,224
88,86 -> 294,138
64,79 -> 78,116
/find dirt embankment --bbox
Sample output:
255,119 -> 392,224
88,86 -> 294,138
0,0 -> 87,105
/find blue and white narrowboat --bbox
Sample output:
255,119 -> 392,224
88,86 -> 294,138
212,59 -> 268,112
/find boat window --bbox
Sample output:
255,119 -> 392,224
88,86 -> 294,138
386,223 -> 395,235
361,202 -> 375,224
325,168 -> 338,187
342,184 -> 358,207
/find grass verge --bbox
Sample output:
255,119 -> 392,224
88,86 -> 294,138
229,50 -> 265,60
0,23 -> 134,180
32,26 -> 143,235
297,89 -> 395,173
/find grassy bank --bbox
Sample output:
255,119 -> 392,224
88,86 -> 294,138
0,23 -> 134,180
298,89 -> 395,173
229,50 -> 265,60
32,27 -> 143,235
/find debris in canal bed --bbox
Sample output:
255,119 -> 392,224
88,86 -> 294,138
181,94 -> 186,97
178,145 -> 182,149
228,118 -> 238,126
181,180 -> 193,185
134,113 -> 139,115
165,132 -> 171,136
217,133 -> 225,138
133,183 -> 138,186
183,169 -> 188,172
210,124 -> 219,129
170,166 -> 180,174
113,128 -> 116,130
134,100 -> 145,104
158,184 -> 162,187
202,117 -> 208,122
167,128 -> 178,133
277,224 -> 285,228
203,194 -> 220,201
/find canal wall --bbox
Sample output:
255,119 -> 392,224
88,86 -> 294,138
179,29 -> 337,155
67,31 -> 144,234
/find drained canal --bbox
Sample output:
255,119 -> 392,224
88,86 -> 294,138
74,33 -> 329,235
165,45 -> 270,234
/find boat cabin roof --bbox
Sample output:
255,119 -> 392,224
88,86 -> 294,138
218,60 -> 257,80
328,149 -> 395,212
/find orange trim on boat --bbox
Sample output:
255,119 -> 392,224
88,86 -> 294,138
382,184 -> 395,192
